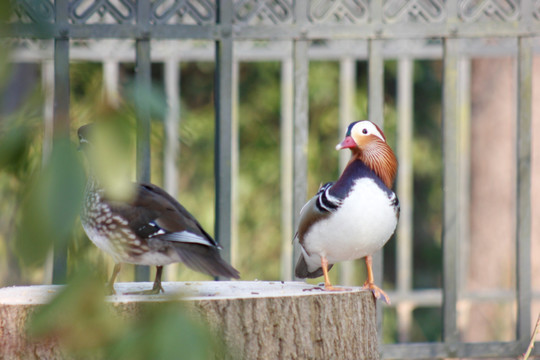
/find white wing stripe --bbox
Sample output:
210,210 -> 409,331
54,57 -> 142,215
160,231 -> 215,247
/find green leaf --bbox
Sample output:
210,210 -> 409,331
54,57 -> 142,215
0,124 -> 32,173
15,137 -> 86,267
106,302 -> 219,360
29,264 -> 124,355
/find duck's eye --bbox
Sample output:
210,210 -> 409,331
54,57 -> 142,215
362,128 -> 368,134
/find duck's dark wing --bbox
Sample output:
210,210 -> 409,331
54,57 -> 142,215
294,182 -> 337,279
135,183 -> 219,247
106,182 -> 240,279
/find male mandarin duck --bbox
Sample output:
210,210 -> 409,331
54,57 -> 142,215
78,124 -> 239,295
294,120 -> 399,304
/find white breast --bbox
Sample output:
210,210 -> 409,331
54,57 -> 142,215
302,178 -> 398,270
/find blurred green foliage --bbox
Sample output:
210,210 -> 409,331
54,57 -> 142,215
104,301 -> 219,360
29,263 -> 219,359
0,54 -> 223,358
15,137 -> 85,267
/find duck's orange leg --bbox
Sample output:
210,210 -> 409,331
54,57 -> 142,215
362,255 -> 390,304
106,263 -> 121,295
321,256 -> 346,291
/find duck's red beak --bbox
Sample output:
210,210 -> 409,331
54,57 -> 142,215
335,136 -> 356,150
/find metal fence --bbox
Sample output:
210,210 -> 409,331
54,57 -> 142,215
3,0 -> 539,358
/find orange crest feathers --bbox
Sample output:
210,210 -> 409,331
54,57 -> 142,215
359,139 -> 398,188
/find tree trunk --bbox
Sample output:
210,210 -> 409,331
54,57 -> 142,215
0,281 -> 379,360
466,57 -> 516,343
466,56 -> 540,345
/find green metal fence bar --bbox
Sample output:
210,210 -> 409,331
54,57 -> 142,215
163,59 -> 180,199
457,56 -> 471,299
230,59 -> 239,268
162,59 -> 180,281
395,55 -> 414,343
383,340 -> 540,358
442,37 -> 460,356
42,59 -> 55,286
291,0 -> 309,278
338,55 -> 356,172
516,35 -> 533,344
518,0 -> 534,342
103,60 -> 120,108
368,37 -> 386,347
338,54 -> 356,286
53,1 -> 69,136
214,1 -> 234,273
51,0 -> 70,285
280,57 -> 294,281
368,40 -> 384,129
134,2 -> 151,183
41,59 -> 54,162
11,38 -> 540,63
133,0 -> 152,282
367,0 -> 386,345
7,20 -> 540,41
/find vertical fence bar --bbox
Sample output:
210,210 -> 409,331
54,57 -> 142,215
230,59 -> 239,267
135,1 -> 151,183
455,55 -> 471,339
134,0 -> 152,282
281,57 -> 294,280
51,0 -> 70,284
442,1 -> 460,354
368,0 -> 385,338
338,55 -> 356,285
291,1 -> 309,277
53,0 -> 70,134
42,60 -> 55,162
442,37 -> 460,356
164,59 -> 180,199
103,60 -> 120,108
457,56 -> 471,305
368,40 -> 384,128
42,59 -> 54,285
214,1 -> 234,271
516,36 -> 532,344
338,56 -> 356,171
396,56 -> 414,343
163,59 -> 180,281
368,0 -> 384,128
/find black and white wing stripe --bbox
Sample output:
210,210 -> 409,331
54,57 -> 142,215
136,221 -> 218,248
389,192 -> 400,218
314,182 -> 342,213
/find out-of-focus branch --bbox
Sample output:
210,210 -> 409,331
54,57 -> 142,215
521,313 -> 540,360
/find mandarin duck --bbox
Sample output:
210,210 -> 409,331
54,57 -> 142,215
294,120 -> 399,304
78,124 -> 239,295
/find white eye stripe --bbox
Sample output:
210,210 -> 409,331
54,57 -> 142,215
353,121 -> 385,142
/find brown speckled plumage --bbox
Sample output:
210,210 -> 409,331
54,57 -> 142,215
79,124 -> 239,295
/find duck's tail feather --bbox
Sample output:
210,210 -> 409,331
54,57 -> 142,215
294,255 -> 333,279
173,243 -> 240,279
